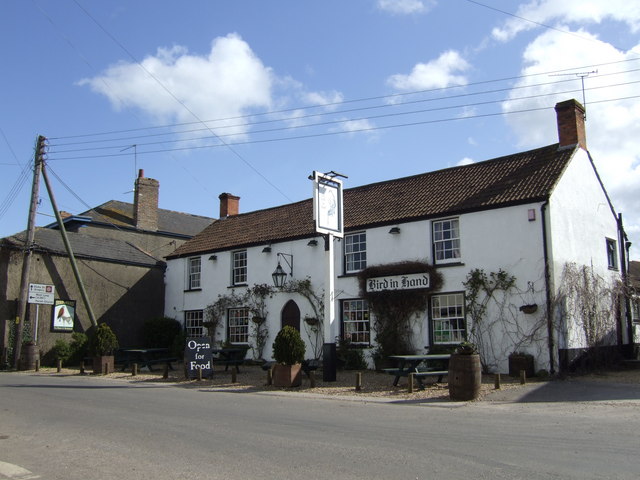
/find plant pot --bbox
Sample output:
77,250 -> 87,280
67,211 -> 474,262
448,353 -> 481,401
272,363 -> 302,387
93,355 -> 115,374
509,354 -> 535,378
304,317 -> 319,326
251,316 -> 266,324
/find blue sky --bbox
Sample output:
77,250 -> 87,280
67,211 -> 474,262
1,0 -> 639,258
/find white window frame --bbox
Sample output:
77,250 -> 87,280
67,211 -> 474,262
431,293 -> 466,345
185,310 -> 205,337
606,238 -> 618,270
232,250 -> 247,285
631,296 -> 639,324
187,256 -> 201,290
341,299 -> 371,346
344,232 -> 367,274
228,307 -> 250,344
433,218 -> 461,263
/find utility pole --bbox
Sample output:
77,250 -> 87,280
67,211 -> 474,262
41,161 -> 97,328
13,135 -> 45,368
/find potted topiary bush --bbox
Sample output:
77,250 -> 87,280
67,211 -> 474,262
448,341 -> 482,401
272,326 -> 305,387
89,323 -> 119,374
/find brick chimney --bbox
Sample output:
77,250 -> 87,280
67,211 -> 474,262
555,99 -> 586,150
219,193 -> 240,218
133,169 -> 159,231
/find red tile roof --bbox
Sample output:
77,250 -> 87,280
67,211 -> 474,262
167,143 -> 575,259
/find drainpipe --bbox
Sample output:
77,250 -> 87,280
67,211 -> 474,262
541,201 -> 556,375
618,213 -> 633,356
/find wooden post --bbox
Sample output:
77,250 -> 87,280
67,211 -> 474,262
309,371 -> 316,388
35,359 -> 40,372
494,373 -> 501,389
79,360 -> 85,375
408,372 -> 415,393
104,362 -> 109,375
520,369 -> 526,385
267,368 -> 273,386
132,363 -> 138,376
56,359 -> 62,373
163,364 -> 169,379
197,367 -> 202,381
355,372 -> 362,391
231,366 -> 237,383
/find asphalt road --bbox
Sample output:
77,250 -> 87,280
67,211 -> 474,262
1,372 -> 638,480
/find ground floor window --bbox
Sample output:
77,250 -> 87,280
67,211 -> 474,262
228,307 -> 250,344
341,299 -> 371,346
185,310 -> 204,337
431,293 -> 466,345
632,296 -> 639,324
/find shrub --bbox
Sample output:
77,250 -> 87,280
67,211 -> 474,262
69,332 -> 88,364
88,323 -> 119,356
53,339 -> 72,364
142,317 -> 182,348
272,326 -> 305,365
171,330 -> 187,359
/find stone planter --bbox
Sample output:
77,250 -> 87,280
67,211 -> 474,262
509,354 -> 535,378
272,363 -> 302,387
93,355 -> 115,374
448,353 -> 481,401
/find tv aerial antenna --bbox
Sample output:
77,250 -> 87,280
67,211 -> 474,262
550,70 -> 597,120
120,144 -> 138,179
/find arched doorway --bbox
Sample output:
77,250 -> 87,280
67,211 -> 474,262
281,300 -> 300,332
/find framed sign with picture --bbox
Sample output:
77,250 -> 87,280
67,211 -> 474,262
51,299 -> 76,332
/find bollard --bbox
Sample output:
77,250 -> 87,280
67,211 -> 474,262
231,366 -> 237,383
355,372 -> 362,392
35,359 -> 40,372
408,372 -> 415,393
197,367 -> 203,381
520,369 -> 527,385
309,371 -> 316,388
494,373 -> 501,390
57,359 -> 62,373
163,364 -> 169,379
267,368 -> 273,386
104,362 -> 109,375
80,361 -> 85,375
132,363 -> 138,376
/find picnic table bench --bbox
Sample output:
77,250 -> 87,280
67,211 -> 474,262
386,354 -> 451,389
117,348 -> 178,372
212,347 -> 249,372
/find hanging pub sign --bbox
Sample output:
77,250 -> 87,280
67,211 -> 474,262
312,170 -> 344,238
366,273 -> 430,293
184,337 -> 213,379
51,299 -> 75,332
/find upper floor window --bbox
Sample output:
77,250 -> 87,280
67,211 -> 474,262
185,310 -> 204,337
345,232 -> 367,273
433,218 -> 461,263
228,307 -> 249,344
232,250 -> 247,285
187,256 -> 201,290
431,293 -> 465,345
606,238 -> 618,270
341,299 -> 371,346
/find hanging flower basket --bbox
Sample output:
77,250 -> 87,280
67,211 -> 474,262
304,317 -> 319,326
252,316 -> 266,324
519,304 -> 538,314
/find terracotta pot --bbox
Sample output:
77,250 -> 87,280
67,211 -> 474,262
448,353 -> 481,401
272,363 -> 302,387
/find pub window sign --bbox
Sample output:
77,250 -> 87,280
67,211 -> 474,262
51,299 -> 76,332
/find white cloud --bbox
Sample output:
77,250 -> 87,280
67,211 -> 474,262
79,34 -> 273,138
377,0 -> 435,15
457,157 -> 475,166
502,27 -> 640,258
387,50 -> 470,91
492,0 -> 640,42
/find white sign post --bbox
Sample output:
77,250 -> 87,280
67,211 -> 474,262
28,283 -> 55,305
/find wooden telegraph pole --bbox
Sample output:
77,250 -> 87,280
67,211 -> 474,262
12,135 -> 46,368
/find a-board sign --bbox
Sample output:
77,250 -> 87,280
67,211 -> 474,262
184,337 -> 213,379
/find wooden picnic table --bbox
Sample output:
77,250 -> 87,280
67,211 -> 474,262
212,346 -> 249,372
386,354 -> 451,389
117,348 -> 177,372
